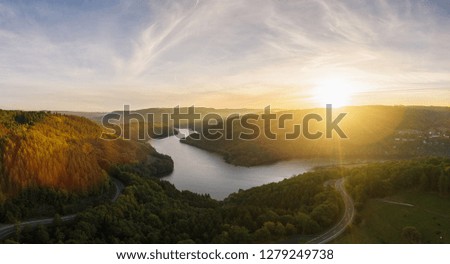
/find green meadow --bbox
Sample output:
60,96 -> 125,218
335,191 -> 450,243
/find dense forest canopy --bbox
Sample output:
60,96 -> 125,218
183,106 -> 450,166
3,163 -> 343,243
345,158 -> 450,204
5,158 -> 448,244
0,110 -> 171,202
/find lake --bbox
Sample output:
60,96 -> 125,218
150,130 -> 333,200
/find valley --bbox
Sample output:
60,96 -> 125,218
0,107 -> 449,244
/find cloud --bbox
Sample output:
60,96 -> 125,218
0,0 -> 449,111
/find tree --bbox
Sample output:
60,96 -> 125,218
253,227 -> 271,242
53,213 -> 63,227
228,225 -> 250,243
285,223 -> 297,236
34,225 -> 50,243
310,203 -> 337,228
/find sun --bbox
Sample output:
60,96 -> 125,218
312,77 -> 357,107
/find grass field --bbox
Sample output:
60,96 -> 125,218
334,191 -> 450,243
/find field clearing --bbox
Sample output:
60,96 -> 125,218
334,191 -> 450,243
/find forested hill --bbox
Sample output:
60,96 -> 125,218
0,110 -> 169,201
183,105 -> 450,166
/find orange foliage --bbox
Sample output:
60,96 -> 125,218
1,114 -> 149,196
0,124 -> 7,137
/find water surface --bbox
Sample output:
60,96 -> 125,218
150,131 -> 332,200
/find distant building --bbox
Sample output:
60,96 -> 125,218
398,129 -> 423,136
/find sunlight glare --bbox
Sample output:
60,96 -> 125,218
313,77 -> 357,107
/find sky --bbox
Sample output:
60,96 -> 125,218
0,0 -> 449,111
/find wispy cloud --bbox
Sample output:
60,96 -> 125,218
0,0 -> 449,111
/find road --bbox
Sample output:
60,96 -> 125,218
378,199 -> 414,207
1,177 -> 353,242
307,178 -> 355,244
110,177 -> 125,202
0,177 -> 124,240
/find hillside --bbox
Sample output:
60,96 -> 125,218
0,110 -> 172,202
98,107 -> 262,141
336,157 -> 450,243
3,161 -> 343,243
182,106 -> 450,166
4,157 -> 448,244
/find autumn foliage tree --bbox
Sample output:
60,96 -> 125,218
0,110 -> 154,201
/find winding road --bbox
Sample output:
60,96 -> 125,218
0,177 -> 124,240
307,178 -> 355,244
1,176 -> 354,243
